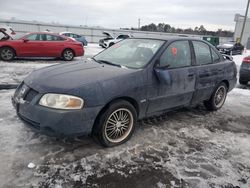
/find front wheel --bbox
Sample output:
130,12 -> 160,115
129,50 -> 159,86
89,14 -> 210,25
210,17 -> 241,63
0,47 -> 15,61
204,82 -> 228,111
62,49 -> 74,61
93,100 -> 137,147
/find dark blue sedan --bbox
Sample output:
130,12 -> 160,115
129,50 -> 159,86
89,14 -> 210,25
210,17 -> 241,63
12,38 -> 237,147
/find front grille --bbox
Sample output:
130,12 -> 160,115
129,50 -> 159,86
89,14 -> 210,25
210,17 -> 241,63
14,83 -> 39,103
24,88 -> 39,102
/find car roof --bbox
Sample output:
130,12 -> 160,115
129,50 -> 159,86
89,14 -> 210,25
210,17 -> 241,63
128,36 -> 202,42
60,31 -> 72,34
28,31 -> 60,35
21,32 -> 69,40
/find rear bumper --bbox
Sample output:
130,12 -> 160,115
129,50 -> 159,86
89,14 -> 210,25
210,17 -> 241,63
75,46 -> 84,57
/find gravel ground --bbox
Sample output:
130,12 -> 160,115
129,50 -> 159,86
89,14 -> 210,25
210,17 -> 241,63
0,44 -> 250,188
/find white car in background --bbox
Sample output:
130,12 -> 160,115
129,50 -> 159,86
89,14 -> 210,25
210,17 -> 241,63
0,26 -> 16,40
99,32 -> 131,48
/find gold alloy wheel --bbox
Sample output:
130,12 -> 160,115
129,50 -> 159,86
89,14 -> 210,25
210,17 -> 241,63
214,85 -> 227,108
104,108 -> 133,143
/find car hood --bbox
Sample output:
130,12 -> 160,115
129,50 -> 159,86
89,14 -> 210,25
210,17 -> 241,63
24,59 -> 139,93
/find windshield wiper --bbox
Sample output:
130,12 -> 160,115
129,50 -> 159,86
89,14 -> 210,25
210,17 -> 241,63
94,59 -> 121,67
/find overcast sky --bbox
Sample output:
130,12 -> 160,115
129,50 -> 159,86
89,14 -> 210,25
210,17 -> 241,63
0,0 -> 247,31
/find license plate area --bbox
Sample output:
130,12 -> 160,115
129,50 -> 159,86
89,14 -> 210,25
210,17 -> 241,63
13,83 -> 30,112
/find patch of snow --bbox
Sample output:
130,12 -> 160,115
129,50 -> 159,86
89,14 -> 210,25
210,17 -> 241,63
28,163 -> 36,169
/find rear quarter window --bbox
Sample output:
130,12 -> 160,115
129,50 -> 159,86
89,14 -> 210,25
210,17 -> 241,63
193,41 -> 212,65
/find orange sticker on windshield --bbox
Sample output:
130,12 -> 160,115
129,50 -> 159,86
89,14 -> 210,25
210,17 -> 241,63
172,47 -> 177,56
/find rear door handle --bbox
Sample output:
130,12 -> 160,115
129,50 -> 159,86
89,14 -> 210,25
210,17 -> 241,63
188,73 -> 194,77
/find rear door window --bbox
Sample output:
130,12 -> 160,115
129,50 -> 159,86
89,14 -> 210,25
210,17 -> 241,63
193,41 -> 212,65
159,40 -> 191,68
46,34 -> 64,41
73,34 -> 80,38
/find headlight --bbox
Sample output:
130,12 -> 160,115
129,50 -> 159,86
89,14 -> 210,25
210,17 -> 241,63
39,94 -> 84,110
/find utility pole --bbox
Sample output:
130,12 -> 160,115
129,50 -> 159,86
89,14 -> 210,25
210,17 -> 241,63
138,18 -> 141,30
240,0 -> 250,43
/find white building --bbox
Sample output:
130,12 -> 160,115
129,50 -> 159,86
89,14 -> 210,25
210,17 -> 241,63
234,14 -> 250,48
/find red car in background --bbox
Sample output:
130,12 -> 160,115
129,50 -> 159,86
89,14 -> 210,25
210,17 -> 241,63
0,32 -> 84,61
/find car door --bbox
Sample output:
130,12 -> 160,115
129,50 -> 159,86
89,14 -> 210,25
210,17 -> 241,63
17,34 -> 46,57
190,40 -> 225,104
146,40 -> 196,114
43,34 -> 66,57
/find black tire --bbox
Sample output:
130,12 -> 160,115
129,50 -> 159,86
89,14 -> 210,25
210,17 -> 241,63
0,47 -> 15,61
204,82 -> 228,111
93,100 -> 137,147
239,79 -> 248,85
62,49 -> 74,61
109,42 -> 115,47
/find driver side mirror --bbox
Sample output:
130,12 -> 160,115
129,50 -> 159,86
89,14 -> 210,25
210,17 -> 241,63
23,38 -> 29,43
154,67 -> 171,85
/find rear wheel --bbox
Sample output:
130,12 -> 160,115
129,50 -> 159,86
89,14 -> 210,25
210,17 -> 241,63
93,100 -> 137,147
0,47 -> 15,61
204,82 -> 228,111
62,49 -> 74,61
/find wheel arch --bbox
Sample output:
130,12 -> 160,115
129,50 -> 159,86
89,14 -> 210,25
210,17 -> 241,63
92,96 -> 139,134
0,45 -> 17,55
221,80 -> 229,91
61,48 -> 75,57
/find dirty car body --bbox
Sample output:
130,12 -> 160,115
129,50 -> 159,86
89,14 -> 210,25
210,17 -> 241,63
12,38 -> 237,146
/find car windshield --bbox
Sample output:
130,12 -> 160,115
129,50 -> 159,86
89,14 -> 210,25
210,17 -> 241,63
94,39 -> 164,69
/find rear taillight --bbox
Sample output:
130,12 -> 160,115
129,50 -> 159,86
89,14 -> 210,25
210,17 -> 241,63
243,57 -> 250,63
